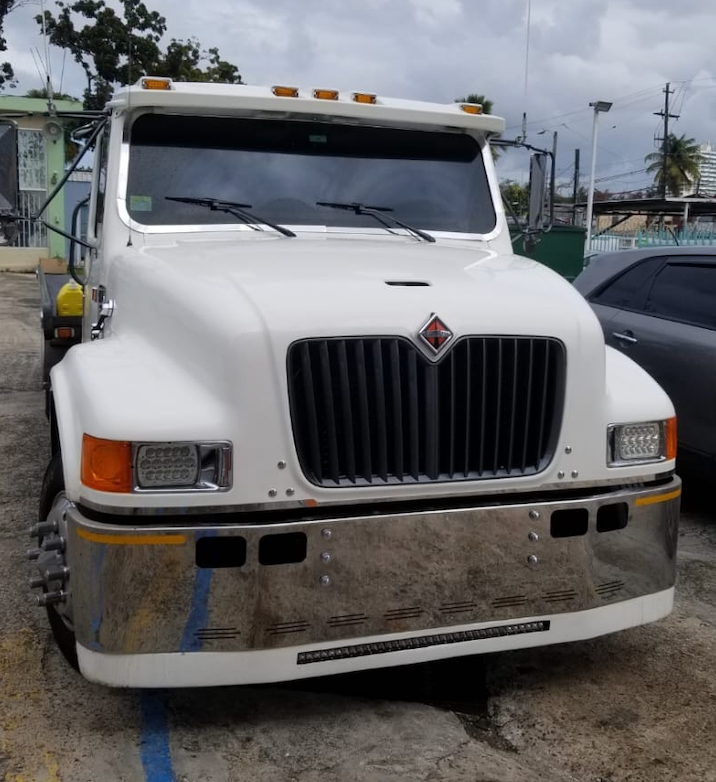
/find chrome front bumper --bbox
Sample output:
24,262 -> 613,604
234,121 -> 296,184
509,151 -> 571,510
67,479 -> 680,659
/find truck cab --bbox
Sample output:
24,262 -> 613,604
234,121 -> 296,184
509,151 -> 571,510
31,78 -> 680,687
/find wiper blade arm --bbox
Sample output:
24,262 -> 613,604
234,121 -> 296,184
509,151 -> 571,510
316,201 -> 435,243
166,196 -> 296,238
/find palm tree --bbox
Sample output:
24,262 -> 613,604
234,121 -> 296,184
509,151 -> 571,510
645,134 -> 703,197
455,93 -> 493,114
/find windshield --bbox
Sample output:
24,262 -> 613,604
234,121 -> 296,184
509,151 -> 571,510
125,114 -> 496,234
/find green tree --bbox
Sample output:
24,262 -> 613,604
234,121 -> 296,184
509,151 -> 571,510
645,133 -> 703,197
455,93 -> 493,114
0,0 -> 30,89
501,179 -> 528,219
153,38 -> 241,84
36,0 -> 242,110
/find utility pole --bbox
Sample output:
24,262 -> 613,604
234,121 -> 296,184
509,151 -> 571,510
572,148 -> 580,224
654,83 -> 679,198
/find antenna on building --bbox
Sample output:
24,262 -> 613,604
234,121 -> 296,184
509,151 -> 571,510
39,0 -> 56,114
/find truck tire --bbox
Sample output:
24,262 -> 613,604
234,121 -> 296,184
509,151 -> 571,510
41,340 -> 64,418
38,452 -> 79,671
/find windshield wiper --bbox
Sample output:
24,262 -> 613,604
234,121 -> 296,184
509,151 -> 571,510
166,196 -> 296,238
316,201 -> 435,243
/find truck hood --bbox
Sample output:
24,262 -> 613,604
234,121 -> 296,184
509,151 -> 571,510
61,233 -> 616,509
109,234 -> 593,343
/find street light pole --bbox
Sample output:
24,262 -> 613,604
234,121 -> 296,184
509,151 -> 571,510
585,100 -> 612,252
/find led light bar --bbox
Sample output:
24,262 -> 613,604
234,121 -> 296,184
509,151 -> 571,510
297,621 -> 550,665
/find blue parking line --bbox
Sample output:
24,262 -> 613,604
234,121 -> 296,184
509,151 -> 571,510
180,532 -> 217,652
139,691 -> 176,782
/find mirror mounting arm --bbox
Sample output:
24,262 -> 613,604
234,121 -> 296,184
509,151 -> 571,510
32,115 -> 108,223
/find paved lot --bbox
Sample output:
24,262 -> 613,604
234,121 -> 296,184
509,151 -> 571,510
1,271 -> 715,782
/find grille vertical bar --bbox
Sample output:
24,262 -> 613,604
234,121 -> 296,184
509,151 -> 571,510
389,340 -> 404,481
354,341 -> 373,481
299,343 -> 323,483
520,340 -> 535,474
424,364 -> 438,480
319,340 -> 340,484
407,349 -> 420,481
372,341 -> 389,482
288,336 -> 565,487
336,340 -> 357,483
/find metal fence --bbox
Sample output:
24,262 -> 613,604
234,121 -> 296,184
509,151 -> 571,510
17,190 -> 47,248
588,226 -> 716,255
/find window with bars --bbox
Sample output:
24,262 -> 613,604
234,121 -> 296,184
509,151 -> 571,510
16,129 -> 47,248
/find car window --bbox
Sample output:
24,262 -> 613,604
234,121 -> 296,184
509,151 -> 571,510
591,257 -> 663,310
644,262 -> 716,329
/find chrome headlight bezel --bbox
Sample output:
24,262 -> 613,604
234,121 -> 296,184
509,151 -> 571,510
607,420 -> 673,467
133,441 -> 233,492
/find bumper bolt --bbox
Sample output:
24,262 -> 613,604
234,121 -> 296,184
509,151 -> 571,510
35,590 -> 67,607
527,555 -> 539,566
30,520 -> 58,538
44,566 -> 70,583
41,536 -> 66,552
319,575 -> 331,586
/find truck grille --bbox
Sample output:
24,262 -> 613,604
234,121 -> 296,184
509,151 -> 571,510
287,336 -> 565,487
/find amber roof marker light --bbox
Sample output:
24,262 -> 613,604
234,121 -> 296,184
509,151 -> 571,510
272,86 -> 299,97
141,77 -> 173,91
352,92 -> 377,104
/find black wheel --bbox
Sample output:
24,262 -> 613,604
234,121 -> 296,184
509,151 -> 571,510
38,452 -> 79,671
41,340 -> 65,418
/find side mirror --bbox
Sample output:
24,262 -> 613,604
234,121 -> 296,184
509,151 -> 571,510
527,152 -> 547,230
68,197 -> 90,285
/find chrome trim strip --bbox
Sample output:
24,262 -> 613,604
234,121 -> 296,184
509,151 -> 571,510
78,471 -> 675,516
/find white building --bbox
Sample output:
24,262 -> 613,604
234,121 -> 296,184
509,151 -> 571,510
695,143 -> 716,196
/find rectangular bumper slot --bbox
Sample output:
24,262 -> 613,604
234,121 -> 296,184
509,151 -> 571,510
196,535 -> 246,568
597,502 -> 629,533
550,507 -> 589,538
259,531 -> 307,565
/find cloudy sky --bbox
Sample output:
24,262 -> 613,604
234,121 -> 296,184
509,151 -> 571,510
4,0 -> 716,194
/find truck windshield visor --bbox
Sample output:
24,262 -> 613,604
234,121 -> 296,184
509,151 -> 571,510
125,114 -> 496,234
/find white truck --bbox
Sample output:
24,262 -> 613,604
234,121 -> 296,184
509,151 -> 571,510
26,78 -> 680,688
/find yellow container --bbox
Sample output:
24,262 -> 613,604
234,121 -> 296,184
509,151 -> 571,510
56,280 -> 83,317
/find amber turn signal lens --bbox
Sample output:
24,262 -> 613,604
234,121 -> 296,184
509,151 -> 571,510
665,416 -> 677,461
272,85 -> 299,97
81,434 -> 133,492
352,92 -> 377,104
460,103 -> 483,114
141,77 -> 172,91
313,89 -> 339,100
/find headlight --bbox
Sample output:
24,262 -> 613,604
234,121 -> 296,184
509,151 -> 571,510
135,441 -> 232,491
607,417 -> 676,467
81,434 -> 232,492
135,444 -> 200,488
